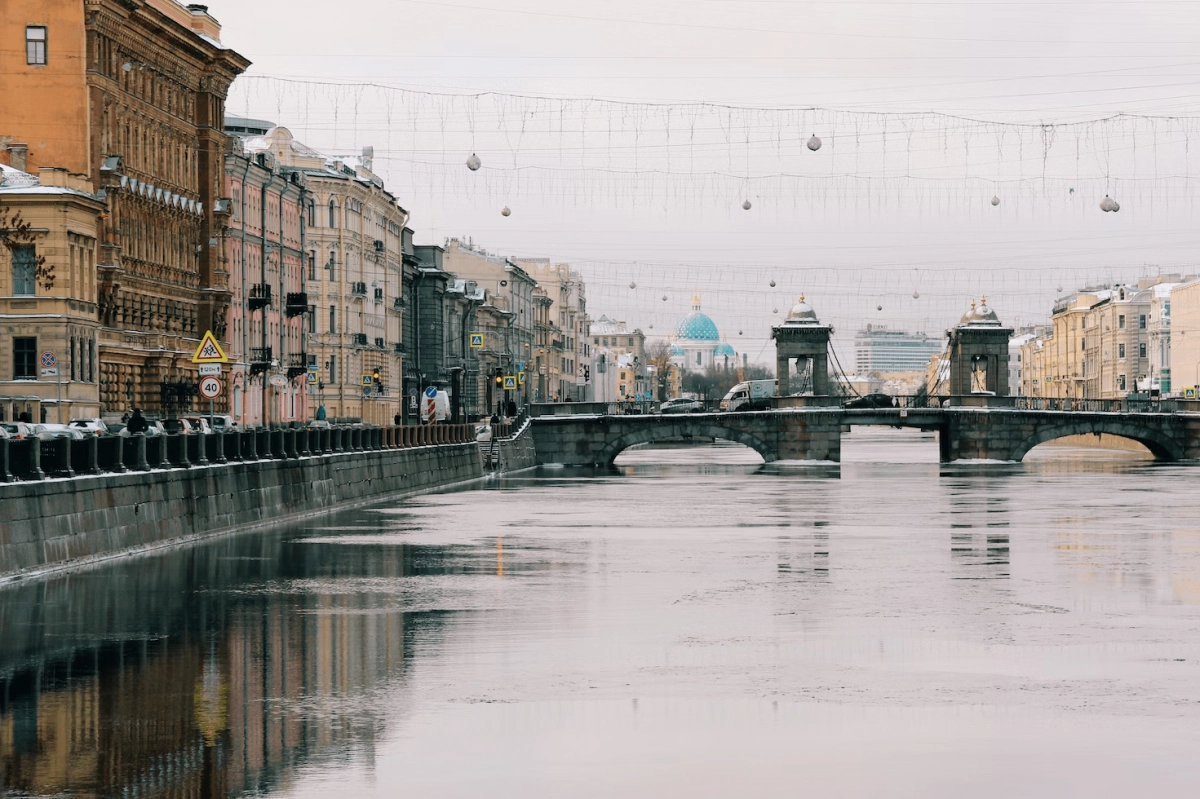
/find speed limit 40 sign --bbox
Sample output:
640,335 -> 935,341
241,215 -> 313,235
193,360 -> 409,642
199,376 -> 222,399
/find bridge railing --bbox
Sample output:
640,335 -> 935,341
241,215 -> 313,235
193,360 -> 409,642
1014,397 -> 1173,413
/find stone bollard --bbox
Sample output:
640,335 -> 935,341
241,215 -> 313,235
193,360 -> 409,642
212,430 -> 227,464
146,435 -> 165,468
296,428 -> 309,456
243,429 -> 258,460
13,439 -> 44,480
166,434 -> 190,468
75,435 -> 100,475
97,435 -> 125,473
255,428 -> 269,460
284,428 -> 298,459
193,432 -> 209,466
0,438 -> 11,482
132,434 -> 150,472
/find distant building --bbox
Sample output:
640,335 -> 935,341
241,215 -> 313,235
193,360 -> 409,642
591,315 -> 649,400
854,325 -> 943,373
670,294 -> 736,371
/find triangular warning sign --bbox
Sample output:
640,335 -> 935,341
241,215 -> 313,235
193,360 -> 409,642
191,331 -> 229,363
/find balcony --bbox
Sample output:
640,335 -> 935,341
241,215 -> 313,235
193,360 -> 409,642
248,283 -> 272,311
393,342 -> 406,354
350,282 -> 367,296
351,333 -> 368,347
374,337 -> 385,349
374,287 -> 384,303
285,292 -> 308,317
393,296 -> 406,309
249,346 -> 272,375
286,353 -> 308,379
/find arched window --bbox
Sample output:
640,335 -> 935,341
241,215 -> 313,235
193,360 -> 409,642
328,198 -> 337,228
307,198 -> 316,227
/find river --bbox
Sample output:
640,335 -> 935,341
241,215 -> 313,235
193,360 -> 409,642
3,429 -> 1199,797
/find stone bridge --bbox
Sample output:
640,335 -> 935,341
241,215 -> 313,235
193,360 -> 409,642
530,408 -> 1200,465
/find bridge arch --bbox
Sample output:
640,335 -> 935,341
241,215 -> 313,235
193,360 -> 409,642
598,421 -> 776,465
1011,419 -> 1184,462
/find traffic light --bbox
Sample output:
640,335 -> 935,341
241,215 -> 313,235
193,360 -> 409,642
584,365 -> 590,381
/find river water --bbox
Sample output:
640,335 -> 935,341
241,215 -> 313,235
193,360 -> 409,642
3,429 -> 1200,797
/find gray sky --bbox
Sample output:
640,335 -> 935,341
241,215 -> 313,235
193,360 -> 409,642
211,0 -> 1200,355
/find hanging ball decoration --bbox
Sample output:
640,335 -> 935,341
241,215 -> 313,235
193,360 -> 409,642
466,153 -> 482,171
649,324 -> 654,329
662,295 -> 668,301
739,330 -> 743,336
877,304 -> 883,311
743,200 -> 752,210
773,308 -> 779,314
1069,188 -> 1076,194
807,134 -> 822,152
991,196 -> 1000,207
1112,201 -> 1121,213
629,281 -> 637,289
1057,286 -> 1064,293
769,280 -> 776,288
1099,195 -> 1117,212
912,291 -> 920,299
501,206 -> 511,217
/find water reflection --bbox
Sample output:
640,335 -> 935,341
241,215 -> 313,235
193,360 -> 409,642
4,431 -> 1200,797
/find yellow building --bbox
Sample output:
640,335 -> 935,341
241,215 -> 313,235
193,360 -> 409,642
1,163 -> 105,422
1169,279 -> 1200,396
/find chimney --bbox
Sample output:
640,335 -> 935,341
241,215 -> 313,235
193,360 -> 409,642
5,143 -> 29,172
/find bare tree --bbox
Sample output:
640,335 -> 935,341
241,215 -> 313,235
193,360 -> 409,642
645,340 -> 674,401
0,203 -> 53,291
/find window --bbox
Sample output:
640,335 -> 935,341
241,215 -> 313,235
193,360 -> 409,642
329,354 -> 338,384
1117,374 -> 1126,391
1140,342 -> 1147,359
1118,343 -> 1126,359
329,305 -> 337,334
696,352 -> 702,366
12,245 -> 36,295
307,199 -> 316,227
308,253 -> 316,281
328,198 -> 337,228
13,337 -> 36,379
26,26 -> 47,65
628,337 -> 634,346
308,309 -> 316,334
1118,314 -> 1126,329
327,251 -> 336,281
1139,314 -> 1146,329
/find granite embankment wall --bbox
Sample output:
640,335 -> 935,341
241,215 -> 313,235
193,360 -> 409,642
0,427 -> 536,581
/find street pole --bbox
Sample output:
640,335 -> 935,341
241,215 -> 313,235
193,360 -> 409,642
57,366 -> 62,423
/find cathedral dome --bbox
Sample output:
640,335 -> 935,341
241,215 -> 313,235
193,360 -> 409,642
785,295 -> 820,325
675,293 -> 721,341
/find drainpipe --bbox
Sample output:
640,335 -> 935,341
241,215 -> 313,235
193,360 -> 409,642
260,165 -> 279,427
237,157 -> 252,428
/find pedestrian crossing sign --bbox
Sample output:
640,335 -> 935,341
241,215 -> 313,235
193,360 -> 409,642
503,376 -> 517,390
191,330 -> 228,363
518,371 -> 525,385
470,333 -> 484,349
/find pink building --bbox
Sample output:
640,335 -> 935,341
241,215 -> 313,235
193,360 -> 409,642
223,137 -> 310,427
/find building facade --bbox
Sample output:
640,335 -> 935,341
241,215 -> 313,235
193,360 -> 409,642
223,138 -> 309,428
247,128 -> 407,425
1,0 -> 249,417
1,162 -> 105,422
854,325 -> 944,373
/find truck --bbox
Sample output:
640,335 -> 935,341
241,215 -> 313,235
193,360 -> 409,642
719,379 -> 777,411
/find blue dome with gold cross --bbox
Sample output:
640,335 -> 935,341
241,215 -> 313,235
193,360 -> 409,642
675,294 -> 720,341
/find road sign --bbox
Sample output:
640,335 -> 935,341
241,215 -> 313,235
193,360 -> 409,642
362,374 -> 373,387
307,372 -> 318,385
269,374 -> 288,387
518,371 -> 525,385
503,376 -> 517,390
470,333 -> 484,349
199,363 -> 222,376
40,351 -> 56,369
425,386 -> 438,399
191,331 -> 229,363
409,388 -> 418,397
199,376 -> 222,399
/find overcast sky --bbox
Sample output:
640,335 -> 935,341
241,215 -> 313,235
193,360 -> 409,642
210,0 -> 1200,353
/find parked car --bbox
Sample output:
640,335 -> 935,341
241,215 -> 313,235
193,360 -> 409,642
842,393 -> 897,410
660,397 -> 704,415
201,414 -> 237,431
183,417 -> 212,434
70,418 -> 109,437
33,424 -> 88,441
0,422 -> 35,440
106,422 -> 131,437
719,379 -> 777,412
306,420 -> 331,430
161,418 -> 195,435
